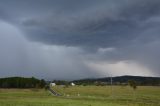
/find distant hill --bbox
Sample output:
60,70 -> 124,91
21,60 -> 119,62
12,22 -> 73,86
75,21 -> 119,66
73,76 -> 160,86
0,77 -> 46,88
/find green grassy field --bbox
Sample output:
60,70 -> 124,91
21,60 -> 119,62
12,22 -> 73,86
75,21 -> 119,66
0,86 -> 159,106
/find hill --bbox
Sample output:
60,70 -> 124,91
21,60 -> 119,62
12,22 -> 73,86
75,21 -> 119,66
73,75 -> 160,86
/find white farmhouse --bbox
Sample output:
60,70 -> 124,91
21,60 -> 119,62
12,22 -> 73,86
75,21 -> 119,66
50,83 -> 56,86
71,82 -> 75,86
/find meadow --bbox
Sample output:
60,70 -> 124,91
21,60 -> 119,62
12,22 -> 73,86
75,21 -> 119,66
0,86 -> 159,106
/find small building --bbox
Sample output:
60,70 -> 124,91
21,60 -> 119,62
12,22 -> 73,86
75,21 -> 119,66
71,82 -> 75,86
50,83 -> 56,86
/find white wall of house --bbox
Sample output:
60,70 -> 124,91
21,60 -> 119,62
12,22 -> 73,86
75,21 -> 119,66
71,82 -> 75,86
50,83 -> 56,86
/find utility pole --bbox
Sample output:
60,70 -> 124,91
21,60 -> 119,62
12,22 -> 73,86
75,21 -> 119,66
110,75 -> 113,96
106,73 -> 113,97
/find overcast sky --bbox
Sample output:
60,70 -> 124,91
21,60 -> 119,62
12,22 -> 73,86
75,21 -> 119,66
0,0 -> 160,80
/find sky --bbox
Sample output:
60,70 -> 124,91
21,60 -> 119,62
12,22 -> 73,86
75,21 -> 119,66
0,0 -> 160,80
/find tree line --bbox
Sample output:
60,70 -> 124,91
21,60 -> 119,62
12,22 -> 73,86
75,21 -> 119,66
0,77 -> 46,88
73,76 -> 160,86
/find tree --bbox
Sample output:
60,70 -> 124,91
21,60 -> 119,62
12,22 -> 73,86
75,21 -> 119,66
45,85 -> 50,90
39,79 -> 46,88
128,80 -> 137,90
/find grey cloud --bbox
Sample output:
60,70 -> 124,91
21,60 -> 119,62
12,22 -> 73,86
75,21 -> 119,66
0,0 -> 160,79
0,20 -> 99,80
19,0 -> 160,49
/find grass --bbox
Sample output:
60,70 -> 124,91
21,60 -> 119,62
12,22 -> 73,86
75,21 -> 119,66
0,86 -> 159,106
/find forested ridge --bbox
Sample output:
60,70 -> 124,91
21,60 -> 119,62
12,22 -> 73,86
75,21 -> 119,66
73,76 -> 160,86
0,77 -> 46,88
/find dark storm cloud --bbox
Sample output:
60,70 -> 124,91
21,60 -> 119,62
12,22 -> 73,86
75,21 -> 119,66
16,0 -> 160,49
0,0 -> 160,48
0,0 -> 160,78
0,8 -> 9,21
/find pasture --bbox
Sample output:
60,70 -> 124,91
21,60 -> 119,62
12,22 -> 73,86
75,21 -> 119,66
0,86 -> 159,106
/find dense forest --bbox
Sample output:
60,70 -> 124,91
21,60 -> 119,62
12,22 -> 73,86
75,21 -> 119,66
73,76 -> 160,86
0,77 -> 46,88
